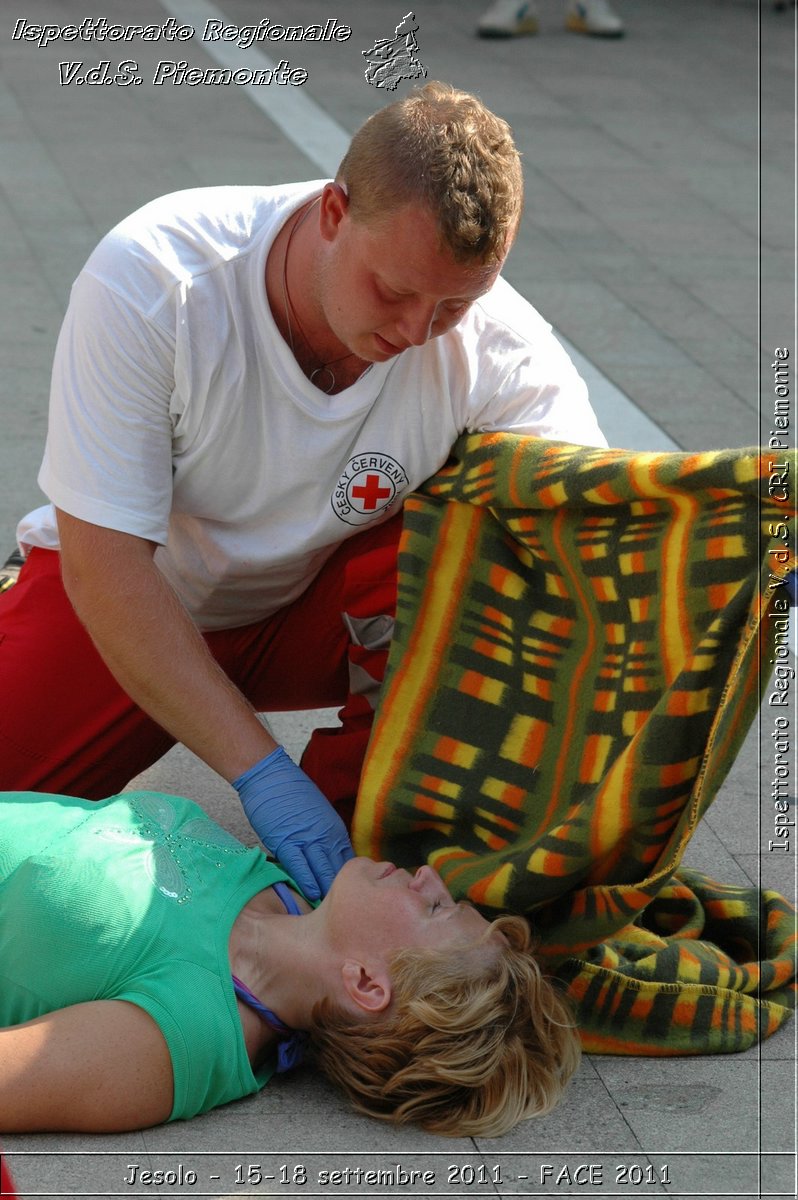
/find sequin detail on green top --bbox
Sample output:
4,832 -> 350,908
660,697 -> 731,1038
95,793 -> 248,903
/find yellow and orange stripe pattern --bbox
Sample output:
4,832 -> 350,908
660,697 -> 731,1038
353,434 -> 797,1055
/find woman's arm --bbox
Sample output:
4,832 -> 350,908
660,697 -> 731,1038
0,1001 -> 173,1133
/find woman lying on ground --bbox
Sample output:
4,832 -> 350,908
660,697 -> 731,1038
0,790 -> 579,1138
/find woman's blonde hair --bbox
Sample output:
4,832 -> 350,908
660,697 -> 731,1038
336,81 -> 523,265
308,913 -> 580,1138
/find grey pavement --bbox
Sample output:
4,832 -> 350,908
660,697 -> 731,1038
1,1 -> 796,1197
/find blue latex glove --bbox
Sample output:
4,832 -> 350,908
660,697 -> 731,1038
233,746 -> 354,899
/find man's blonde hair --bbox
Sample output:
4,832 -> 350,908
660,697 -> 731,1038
336,81 -> 523,264
308,914 -> 580,1137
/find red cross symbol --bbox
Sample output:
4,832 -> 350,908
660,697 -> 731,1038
351,473 -> 392,511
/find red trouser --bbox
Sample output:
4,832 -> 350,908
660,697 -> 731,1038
0,1155 -> 17,1197
0,517 -> 401,827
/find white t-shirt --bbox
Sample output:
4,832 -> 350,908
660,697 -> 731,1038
20,182 -> 606,630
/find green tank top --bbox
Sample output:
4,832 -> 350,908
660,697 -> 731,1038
0,790 -> 302,1120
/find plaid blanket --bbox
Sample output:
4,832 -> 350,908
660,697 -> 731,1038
353,435 -> 797,1054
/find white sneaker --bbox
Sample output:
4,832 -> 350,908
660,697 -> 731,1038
477,1 -> 540,38
566,0 -> 625,37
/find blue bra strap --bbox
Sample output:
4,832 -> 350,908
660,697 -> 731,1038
271,879 -> 303,915
231,878 -> 307,1072
231,975 -> 291,1035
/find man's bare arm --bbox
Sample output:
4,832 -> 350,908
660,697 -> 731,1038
56,509 -> 278,781
56,510 -> 354,897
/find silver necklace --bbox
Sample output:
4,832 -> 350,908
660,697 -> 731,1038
280,198 -> 363,393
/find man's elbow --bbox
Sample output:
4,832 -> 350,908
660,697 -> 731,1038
55,510 -> 156,609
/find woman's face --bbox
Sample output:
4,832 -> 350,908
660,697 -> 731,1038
321,857 -> 494,959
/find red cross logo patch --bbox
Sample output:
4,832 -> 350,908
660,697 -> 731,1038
331,452 -> 409,526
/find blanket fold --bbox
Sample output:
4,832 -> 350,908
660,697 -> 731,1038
353,435 -> 797,1054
